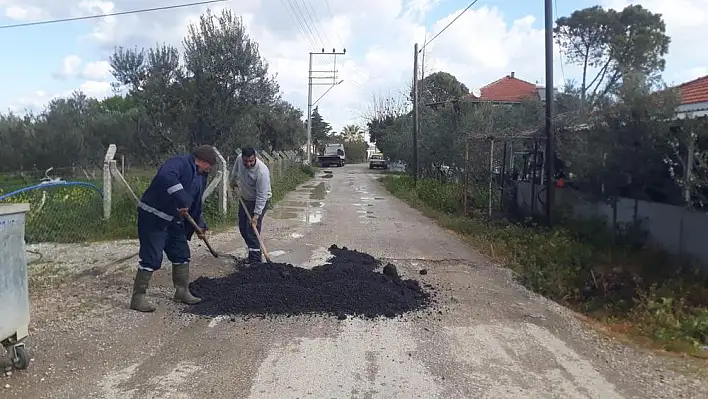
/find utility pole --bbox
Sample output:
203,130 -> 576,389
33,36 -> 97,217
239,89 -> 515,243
544,0 -> 555,225
306,48 -> 346,165
412,43 -> 419,184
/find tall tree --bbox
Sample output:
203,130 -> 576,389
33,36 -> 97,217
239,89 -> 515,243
110,44 -> 187,161
364,93 -> 409,145
341,124 -> 363,142
554,5 -> 670,109
0,8 -> 310,173
309,106 -> 331,151
561,72 -> 680,202
256,100 -> 306,151
413,71 -> 469,104
182,9 -> 280,151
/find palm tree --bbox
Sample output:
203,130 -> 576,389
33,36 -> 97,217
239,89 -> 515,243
341,124 -> 364,142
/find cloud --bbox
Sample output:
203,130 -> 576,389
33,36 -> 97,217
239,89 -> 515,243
6,80 -> 113,114
4,0 -> 706,131
52,55 -> 111,81
4,5 -> 48,21
77,80 -> 113,98
7,90 -> 52,114
53,55 -> 83,79
82,60 -> 111,80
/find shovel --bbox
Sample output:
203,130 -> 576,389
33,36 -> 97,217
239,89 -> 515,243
183,213 -> 240,264
235,196 -> 273,264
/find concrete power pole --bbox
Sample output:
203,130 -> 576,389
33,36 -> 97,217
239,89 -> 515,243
412,43 -> 419,184
306,48 -> 346,165
544,0 -> 555,225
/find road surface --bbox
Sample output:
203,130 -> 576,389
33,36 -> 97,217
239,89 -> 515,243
2,164 -> 707,398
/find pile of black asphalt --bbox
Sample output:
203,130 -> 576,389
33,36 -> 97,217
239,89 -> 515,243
185,245 -> 436,320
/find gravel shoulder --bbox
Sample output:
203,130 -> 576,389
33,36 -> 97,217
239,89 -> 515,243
2,165 -> 707,398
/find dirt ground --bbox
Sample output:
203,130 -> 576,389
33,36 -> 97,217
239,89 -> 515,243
2,164 -> 708,398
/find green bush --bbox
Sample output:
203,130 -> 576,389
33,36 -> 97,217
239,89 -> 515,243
381,174 -> 708,354
298,164 -> 316,178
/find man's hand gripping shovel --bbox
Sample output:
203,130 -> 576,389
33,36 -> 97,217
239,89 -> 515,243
181,210 -> 240,264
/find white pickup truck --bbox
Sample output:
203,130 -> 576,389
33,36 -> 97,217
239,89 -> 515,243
317,144 -> 346,167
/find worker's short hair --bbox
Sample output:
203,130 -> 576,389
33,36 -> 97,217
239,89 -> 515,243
241,146 -> 256,158
192,145 -> 218,165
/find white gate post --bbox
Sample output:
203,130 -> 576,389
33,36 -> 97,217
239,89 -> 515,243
103,144 -> 117,220
214,148 -> 228,216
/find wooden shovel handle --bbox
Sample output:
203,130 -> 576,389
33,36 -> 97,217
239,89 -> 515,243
183,213 -> 219,258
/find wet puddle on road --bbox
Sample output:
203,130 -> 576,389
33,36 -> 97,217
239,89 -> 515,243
352,195 -> 379,223
310,182 -> 329,200
268,182 -> 328,224
279,200 -> 324,208
270,207 -> 324,224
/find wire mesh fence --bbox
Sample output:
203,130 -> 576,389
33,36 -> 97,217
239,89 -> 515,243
0,182 -> 104,244
1,148 -> 309,244
373,92 -> 708,262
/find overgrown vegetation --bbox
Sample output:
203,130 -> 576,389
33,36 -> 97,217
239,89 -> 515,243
383,175 -> 708,355
0,8 -> 333,244
366,4 -> 708,355
0,10 -> 311,172
1,163 -> 313,244
0,9 -> 366,174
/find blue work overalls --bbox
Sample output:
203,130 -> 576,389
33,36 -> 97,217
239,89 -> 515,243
136,154 -> 207,272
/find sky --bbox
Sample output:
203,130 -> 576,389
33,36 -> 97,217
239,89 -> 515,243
0,0 -> 707,134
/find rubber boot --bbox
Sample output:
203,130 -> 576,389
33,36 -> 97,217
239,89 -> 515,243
248,250 -> 262,265
130,269 -> 156,312
172,263 -> 201,304
242,248 -> 251,266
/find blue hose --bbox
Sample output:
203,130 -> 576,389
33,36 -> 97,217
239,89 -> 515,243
0,181 -> 104,202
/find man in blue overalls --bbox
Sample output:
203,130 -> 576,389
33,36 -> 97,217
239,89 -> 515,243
129,145 -> 218,313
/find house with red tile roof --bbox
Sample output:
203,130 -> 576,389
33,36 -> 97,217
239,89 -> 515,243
467,72 -> 546,103
676,75 -> 708,119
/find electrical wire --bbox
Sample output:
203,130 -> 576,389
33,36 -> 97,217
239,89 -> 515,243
420,0 -> 480,53
281,0 -> 317,49
301,0 -> 330,49
323,0 -> 343,48
0,0 -> 230,30
554,0 -> 566,83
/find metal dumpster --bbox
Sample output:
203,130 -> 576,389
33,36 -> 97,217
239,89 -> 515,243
0,203 -> 31,370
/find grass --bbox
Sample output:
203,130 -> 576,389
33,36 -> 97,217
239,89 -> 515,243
381,174 -> 708,357
1,163 -> 314,244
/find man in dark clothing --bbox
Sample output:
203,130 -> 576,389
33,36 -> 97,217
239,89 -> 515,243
130,145 -> 218,313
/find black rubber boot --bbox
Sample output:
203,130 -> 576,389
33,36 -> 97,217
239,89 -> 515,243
172,263 -> 201,304
248,250 -> 262,265
130,269 -> 156,312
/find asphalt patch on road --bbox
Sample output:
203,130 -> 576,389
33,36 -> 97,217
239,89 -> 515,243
184,245 -> 435,320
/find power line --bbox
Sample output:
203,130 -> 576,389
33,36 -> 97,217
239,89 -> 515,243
323,0 -> 343,47
420,0 -> 480,53
554,0 -> 566,83
301,0 -> 330,49
281,0 -> 317,49
0,0 -> 230,30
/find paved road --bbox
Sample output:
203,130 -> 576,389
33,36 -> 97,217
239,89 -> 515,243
2,164 -> 707,398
